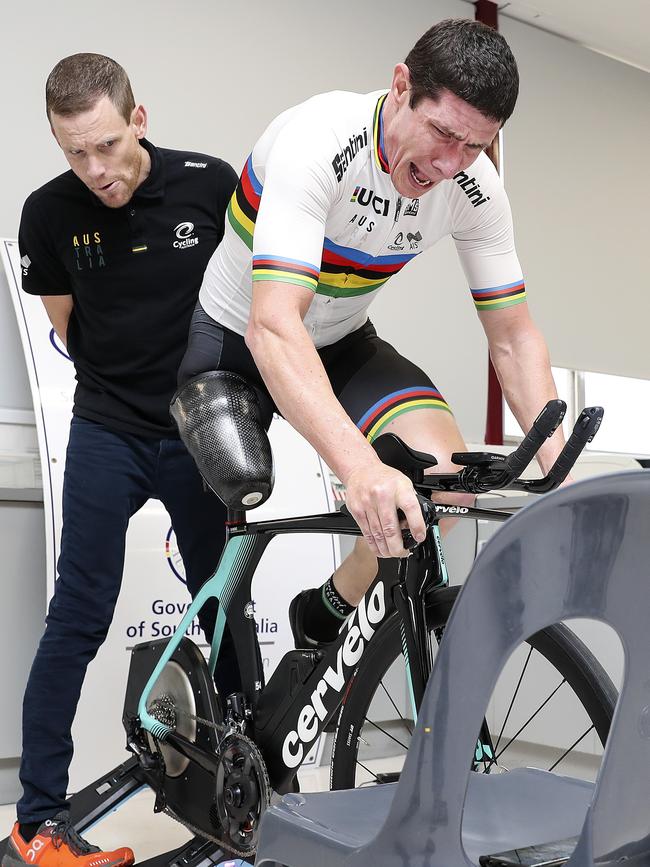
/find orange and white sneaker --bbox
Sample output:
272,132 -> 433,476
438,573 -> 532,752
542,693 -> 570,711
2,812 -> 134,867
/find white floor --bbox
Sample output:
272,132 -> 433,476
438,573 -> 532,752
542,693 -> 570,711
0,764 -> 333,865
0,745 -> 599,865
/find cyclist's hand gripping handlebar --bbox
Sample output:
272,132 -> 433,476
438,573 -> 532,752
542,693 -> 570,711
339,492 -> 435,551
399,494 -> 437,550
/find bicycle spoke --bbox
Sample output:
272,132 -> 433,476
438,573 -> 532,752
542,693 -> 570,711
355,759 -> 379,783
494,645 -> 533,754
548,726 -> 594,772
379,681 -> 413,737
495,679 -> 566,760
331,585 -> 615,793
363,717 -> 410,752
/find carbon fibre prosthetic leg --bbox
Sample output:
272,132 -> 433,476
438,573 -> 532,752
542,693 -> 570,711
170,371 -> 274,510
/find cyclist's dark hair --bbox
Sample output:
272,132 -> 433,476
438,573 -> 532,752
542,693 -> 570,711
405,19 -> 519,125
46,53 -> 135,123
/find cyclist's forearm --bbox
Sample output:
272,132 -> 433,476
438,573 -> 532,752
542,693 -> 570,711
490,324 -> 566,474
246,320 -> 379,484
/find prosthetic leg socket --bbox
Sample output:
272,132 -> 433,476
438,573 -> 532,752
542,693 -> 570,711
170,371 -> 274,509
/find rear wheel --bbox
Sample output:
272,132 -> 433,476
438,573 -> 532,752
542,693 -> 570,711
330,585 -> 616,789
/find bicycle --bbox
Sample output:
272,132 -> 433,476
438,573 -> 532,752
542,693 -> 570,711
119,386 -> 613,861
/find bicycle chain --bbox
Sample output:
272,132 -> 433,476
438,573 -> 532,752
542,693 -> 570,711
162,801 -> 250,859
148,698 -> 269,859
149,694 -> 229,735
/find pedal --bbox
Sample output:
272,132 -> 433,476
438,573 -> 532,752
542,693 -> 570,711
375,771 -> 401,784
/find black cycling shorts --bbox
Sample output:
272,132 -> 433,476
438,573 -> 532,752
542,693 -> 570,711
178,303 -> 450,442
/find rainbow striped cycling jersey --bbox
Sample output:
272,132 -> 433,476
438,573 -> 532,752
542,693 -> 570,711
199,90 -> 526,348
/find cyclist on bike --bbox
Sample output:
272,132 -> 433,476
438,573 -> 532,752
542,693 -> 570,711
178,18 -> 567,648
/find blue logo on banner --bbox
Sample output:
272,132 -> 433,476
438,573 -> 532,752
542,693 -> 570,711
49,328 -> 71,361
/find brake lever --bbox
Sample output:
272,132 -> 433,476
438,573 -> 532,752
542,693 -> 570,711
510,406 -> 604,494
341,494 -> 436,551
399,495 -> 437,550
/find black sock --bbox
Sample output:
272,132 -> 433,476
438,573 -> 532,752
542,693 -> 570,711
19,822 -> 41,842
303,575 -> 355,642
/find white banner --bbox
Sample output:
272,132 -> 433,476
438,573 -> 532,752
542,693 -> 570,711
1,238 -> 339,789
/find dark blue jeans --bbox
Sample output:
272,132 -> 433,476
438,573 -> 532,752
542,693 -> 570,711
18,417 -> 232,823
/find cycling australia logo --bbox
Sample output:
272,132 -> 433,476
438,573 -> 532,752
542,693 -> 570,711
388,232 -> 405,252
173,221 -> 199,250
165,527 -> 186,583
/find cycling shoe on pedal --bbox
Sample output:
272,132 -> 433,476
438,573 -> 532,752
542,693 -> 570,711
288,590 -> 335,649
2,812 -> 134,867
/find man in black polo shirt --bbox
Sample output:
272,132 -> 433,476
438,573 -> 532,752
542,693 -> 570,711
3,54 -> 237,867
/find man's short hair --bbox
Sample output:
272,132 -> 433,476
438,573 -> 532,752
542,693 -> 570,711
46,53 -> 135,123
405,19 -> 519,125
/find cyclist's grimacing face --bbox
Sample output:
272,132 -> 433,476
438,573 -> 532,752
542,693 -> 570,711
384,67 -> 501,199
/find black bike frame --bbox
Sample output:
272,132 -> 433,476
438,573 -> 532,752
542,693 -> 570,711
137,502 -> 512,793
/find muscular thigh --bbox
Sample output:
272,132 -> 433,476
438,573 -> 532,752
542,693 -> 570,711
323,321 -> 457,451
323,321 -> 471,508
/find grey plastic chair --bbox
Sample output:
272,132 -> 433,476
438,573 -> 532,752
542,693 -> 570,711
256,470 -> 650,867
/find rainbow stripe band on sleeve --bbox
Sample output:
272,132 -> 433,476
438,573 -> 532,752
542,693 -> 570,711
357,387 -> 451,443
252,254 -> 320,292
227,155 -> 262,251
471,280 -> 526,311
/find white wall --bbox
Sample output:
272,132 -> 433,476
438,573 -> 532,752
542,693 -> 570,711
501,15 -> 650,382
1,0 -> 648,441
1,0 -> 463,234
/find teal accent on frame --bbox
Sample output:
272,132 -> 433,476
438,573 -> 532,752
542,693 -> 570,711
406,663 -> 418,723
475,740 -> 494,762
432,524 -> 449,586
400,625 -> 418,723
138,535 -> 250,734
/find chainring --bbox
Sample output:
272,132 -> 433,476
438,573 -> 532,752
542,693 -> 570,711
142,652 -> 269,856
214,732 -> 271,855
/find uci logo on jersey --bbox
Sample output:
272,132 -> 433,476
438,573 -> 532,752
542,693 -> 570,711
349,186 -> 391,217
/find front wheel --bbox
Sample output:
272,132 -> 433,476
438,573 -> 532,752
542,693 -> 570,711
330,585 -> 617,790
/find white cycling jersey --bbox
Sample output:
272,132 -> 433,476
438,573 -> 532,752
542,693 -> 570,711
199,90 -> 526,348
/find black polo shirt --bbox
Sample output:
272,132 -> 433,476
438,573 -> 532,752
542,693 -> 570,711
19,139 -> 238,438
